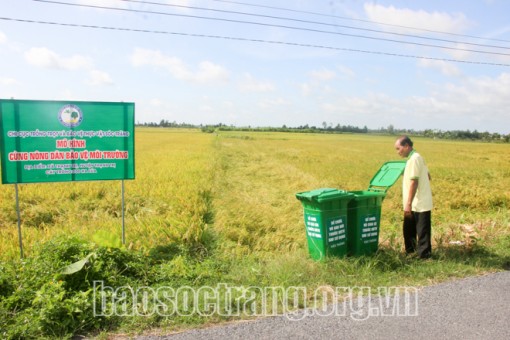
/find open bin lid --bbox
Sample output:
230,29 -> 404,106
296,188 -> 352,203
368,160 -> 407,193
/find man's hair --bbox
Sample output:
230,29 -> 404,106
398,136 -> 413,147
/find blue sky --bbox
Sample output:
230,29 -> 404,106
1,0 -> 510,133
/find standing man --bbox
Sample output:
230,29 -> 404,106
394,136 -> 433,259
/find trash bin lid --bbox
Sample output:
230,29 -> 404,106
296,188 -> 352,203
368,160 -> 407,193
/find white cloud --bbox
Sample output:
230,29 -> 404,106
446,43 -> 476,60
441,73 -> 510,110
194,61 -> 229,83
0,77 -> 19,86
300,83 -> 312,96
238,73 -> 275,92
199,105 -> 214,112
418,59 -> 462,77
149,98 -> 163,107
364,4 -> 471,34
336,65 -> 355,79
316,73 -> 510,133
321,103 -> 337,112
299,69 -> 339,97
23,47 -> 112,87
131,48 -> 229,84
0,31 -> 6,44
258,97 -> 290,109
24,47 -> 93,70
308,69 -> 336,81
87,70 -> 113,86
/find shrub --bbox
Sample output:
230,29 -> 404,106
0,235 -> 156,339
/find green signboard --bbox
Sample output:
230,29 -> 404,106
0,99 -> 135,184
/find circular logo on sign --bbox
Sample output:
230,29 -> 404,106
58,104 -> 83,128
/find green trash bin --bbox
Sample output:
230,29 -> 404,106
296,188 -> 354,261
347,161 -> 407,256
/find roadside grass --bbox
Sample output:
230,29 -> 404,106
0,129 -> 509,339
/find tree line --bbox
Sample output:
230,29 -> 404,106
136,121 -> 509,143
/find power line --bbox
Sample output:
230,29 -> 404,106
209,0 -> 510,44
31,0 -> 510,57
1,16 -> 509,67
112,0 -> 510,51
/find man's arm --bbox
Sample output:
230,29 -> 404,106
405,179 -> 418,214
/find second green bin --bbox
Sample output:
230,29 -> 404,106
347,161 -> 407,256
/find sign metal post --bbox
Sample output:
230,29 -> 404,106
14,183 -> 23,259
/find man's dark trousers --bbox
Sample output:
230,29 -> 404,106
403,211 -> 431,259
